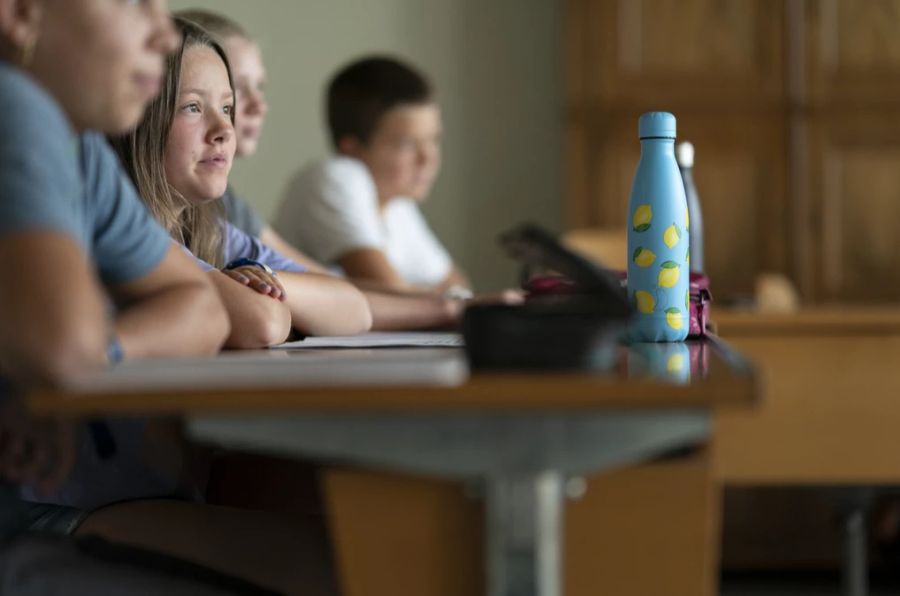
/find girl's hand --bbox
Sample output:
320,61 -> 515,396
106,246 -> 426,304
466,289 -> 527,307
222,265 -> 287,301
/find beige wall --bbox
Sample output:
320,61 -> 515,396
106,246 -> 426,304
169,0 -> 562,290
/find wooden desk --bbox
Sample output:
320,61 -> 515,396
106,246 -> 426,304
30,338 -> 756,596
30,344 -> 753,415
713,306 -> 900,338
712,307 -> 900,484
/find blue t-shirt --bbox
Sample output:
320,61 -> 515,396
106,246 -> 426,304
0,63 -> 182,510
0,65 -> 170,283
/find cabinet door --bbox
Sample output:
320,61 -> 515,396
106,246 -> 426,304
569,110 -> 786,298
569,0 -> 784,108
806,113 -> 900,302
804,0 -> 900,105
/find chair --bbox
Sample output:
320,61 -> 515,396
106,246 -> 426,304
562,228 -> 628,271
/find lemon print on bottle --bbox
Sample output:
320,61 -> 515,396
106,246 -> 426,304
663,224 -> 680,249
635,290 -> 655,314
665,307 -> 683,330
658,261 -> 680,288
633,205 -> 652,232
632,247 -> 656,268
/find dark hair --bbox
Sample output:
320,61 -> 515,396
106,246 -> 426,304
327,56 -> 432,149
110,17 -> 235,268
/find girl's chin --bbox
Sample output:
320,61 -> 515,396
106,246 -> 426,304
204,190 -> 228,202
185,189 -> 228,204
202,181 -> 229,201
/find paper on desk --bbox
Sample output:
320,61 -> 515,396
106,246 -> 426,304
275,332 -> 464,349
62,347 -> 469,393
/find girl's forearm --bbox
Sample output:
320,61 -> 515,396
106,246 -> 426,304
278,272 -> 372,336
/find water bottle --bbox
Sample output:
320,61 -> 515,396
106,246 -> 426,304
676,141 -> 704,273
627,112 -> 689,342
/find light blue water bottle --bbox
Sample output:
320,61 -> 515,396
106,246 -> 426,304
627,112 -> 689,342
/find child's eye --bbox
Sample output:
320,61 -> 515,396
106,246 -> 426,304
223,104 -> 234,115
181,103 -> 201,114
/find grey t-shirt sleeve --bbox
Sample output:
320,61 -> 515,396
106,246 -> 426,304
222,222 -> 306,273
79,133 -> 171,285
0,65 -> 83,243
221,186 -> 266,238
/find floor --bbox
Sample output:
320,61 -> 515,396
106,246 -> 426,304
721,571 -> 900,595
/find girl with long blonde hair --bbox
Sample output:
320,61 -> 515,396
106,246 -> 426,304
112,18 -> 371,348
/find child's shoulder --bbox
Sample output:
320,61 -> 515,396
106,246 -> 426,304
293,155 -> 377,201
304,155 -> 372,181
0,63 -> 59,115
0,64 -> 72,145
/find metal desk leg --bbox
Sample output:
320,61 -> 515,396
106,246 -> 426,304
842,507 -> 868,596
485,471 -> 564,596
836,488 -> 875,596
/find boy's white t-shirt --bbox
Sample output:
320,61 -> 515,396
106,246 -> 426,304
275,156 -> 452,288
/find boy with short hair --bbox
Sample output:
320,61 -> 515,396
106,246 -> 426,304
276,56 -> 471,295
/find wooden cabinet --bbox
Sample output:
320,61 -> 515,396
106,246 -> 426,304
803,0 -> 900,106
574,0 -> 784,106
806,113 -> 900,300
566,0 -> 900,302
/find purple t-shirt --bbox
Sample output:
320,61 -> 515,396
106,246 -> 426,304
192,221 -> 306,273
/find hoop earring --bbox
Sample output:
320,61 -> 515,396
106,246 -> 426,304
20,37 -> 36,67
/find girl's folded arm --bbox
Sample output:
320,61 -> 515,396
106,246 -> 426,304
209,270 -> 292,348
277,272 -> 372,336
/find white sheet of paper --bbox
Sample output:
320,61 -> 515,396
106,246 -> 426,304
276,332 -> 464,349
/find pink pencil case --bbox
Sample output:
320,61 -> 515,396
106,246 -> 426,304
525,272 -> 713,338
614,271 -> 712,338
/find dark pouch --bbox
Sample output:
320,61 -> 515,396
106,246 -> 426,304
462,224 -> 632,370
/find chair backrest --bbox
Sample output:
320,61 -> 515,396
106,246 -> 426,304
562,228 -> 628,271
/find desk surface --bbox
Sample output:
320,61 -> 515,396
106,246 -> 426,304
713,306 -> 900,337
29,337 -> 756,417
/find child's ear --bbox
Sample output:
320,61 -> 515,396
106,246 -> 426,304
0,0 -> 43,59
337,136 -> 364,158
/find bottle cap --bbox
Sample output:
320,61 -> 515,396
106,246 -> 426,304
638,112 -> 676,139
676,141 -> 694,167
